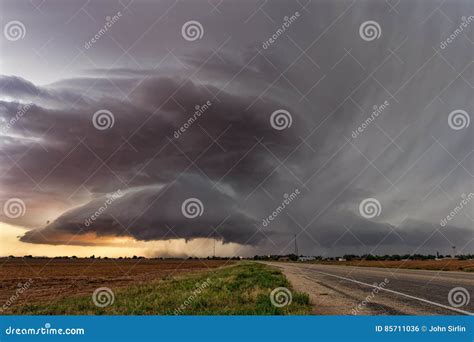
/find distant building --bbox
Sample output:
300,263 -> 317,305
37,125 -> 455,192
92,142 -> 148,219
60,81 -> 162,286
298,256 -> 316,262
338,258 -> 347,262
278,256 -> 290,261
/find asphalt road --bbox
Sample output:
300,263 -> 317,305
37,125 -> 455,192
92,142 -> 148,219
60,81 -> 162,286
264,262 -> 474,315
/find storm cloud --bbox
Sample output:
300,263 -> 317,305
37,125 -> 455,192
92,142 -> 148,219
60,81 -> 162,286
1,0 -> 472,256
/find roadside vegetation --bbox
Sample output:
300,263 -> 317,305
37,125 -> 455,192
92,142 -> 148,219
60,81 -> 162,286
253,254 -> 474,272
315,259 -> 474,272
12,262 -> 311,315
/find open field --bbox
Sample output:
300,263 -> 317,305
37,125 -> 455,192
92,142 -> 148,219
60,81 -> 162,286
305,259 -> 474,272
0,260 -> 310,315
0,258 -> 231,312
3,257 -> 470,315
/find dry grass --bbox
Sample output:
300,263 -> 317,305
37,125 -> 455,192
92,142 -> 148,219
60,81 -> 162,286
311,259 -> 474,272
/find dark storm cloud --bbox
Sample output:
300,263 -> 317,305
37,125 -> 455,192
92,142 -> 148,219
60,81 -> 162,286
20,175 -> 263,246
1,0 -> 472,256
1,65 -> 305,245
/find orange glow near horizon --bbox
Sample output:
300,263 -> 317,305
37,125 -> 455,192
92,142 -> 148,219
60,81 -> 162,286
0,223 -> 250,258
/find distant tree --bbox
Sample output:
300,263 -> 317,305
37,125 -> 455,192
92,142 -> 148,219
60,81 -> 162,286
288,254 -> 298,261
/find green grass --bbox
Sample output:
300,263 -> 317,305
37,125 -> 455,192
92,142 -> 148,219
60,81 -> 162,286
13,262 -> 311,315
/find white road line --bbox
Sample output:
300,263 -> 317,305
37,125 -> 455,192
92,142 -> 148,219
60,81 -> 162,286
304,268 -> 473,316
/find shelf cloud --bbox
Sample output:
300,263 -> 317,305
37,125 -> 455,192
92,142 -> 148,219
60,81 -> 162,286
1,0 -> 472,256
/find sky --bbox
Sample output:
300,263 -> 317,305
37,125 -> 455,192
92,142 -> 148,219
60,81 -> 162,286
0,0 -> 473,258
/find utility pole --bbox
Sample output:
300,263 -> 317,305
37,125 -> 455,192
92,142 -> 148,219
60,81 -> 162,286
452,246 -> 456,258
294,234 -> 298,256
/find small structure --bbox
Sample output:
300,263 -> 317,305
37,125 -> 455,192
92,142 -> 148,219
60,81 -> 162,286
298,256 -> 316,262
